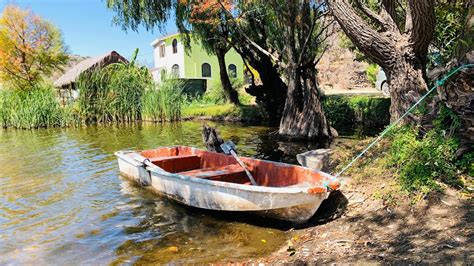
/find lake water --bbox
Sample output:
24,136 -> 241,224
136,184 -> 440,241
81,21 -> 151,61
0,121 -> 330,264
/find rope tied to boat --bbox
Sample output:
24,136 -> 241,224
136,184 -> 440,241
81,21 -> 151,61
334,64 -> 474,178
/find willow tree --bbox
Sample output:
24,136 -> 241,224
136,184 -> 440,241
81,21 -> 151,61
222,0 -> 334,140
225,5 -> 288,122
107,0 -> 240,104
177,1 -> 240,104
326,0 -> 435,122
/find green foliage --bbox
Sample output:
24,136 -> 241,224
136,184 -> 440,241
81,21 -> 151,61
76,59 -> 152,123
195,77 -> 253,105
389,126 -> 460,192
142,77 -> 185,122
323,96 -> 390,136
457,152 -> 474,177
238,88 -> 255,106
432,0 -> 469,65
0,84 -> 74,129
388,106 -> 467,193
366,64 -> 379,86
182,103 -> 266,121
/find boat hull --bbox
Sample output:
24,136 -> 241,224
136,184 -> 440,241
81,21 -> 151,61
116,149 -> 335,224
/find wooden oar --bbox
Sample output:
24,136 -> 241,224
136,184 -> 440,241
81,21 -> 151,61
221,141 -> 258,186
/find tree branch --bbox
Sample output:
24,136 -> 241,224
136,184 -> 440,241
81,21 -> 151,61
217,0 -> 283,66
326,0 -> 396,67
296,11 -> 318,66
353,0 -> 386,27
353,0 -> 399,32
406,0 -> 435,58
380,0 -> 400,32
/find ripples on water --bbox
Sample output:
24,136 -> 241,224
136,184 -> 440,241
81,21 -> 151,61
0,121 -> 326,264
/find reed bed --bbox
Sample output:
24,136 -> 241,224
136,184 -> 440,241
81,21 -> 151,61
76,62 -> 151,123
142,78 -> 185,122
0,84 -> 74,129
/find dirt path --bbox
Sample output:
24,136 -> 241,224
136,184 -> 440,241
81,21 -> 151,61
246,182 -> 472,264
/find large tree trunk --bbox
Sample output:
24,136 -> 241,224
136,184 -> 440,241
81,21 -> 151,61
436,58 -> 474,154
279,66 -> 331,141
244,49 -> 287,123
215,47 -> 240,105
385,54 -> 428,121
327,0 -> 435,123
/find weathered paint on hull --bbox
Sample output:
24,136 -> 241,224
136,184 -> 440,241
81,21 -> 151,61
116,150 -> 332,224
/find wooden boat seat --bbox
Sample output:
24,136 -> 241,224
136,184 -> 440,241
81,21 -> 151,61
179,164 -> 250,184
149,155 -> 201,173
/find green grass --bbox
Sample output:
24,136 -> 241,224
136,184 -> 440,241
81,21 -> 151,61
387,107 -> 470,194
182,103 -> 266,121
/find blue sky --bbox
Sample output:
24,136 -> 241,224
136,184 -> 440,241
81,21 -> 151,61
0,0 -> 177,66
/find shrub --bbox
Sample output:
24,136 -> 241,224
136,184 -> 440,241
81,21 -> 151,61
200,77 -> 253,105
323,95 -> 390,136
366,64 -> 379,86
388,107 -> 467,192
0,84 -> 74,129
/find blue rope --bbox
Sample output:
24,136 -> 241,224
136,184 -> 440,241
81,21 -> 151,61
335,64 -> 474,178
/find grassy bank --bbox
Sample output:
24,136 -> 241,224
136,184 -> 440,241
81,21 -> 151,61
76,61 -> 151,123
330,128 -> 472,198
182,95 -> 391,131
183,103 -> 267,121
142,78 -> 185,122
0,84 -> 389,130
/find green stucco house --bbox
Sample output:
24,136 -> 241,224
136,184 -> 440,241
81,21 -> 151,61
151,33 -> 244,95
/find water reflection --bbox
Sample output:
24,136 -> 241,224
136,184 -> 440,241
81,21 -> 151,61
0,121 -> 326,264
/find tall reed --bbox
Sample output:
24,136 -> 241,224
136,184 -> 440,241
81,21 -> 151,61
0,84 -> 74,129
76,60 -> 152,123
142,77 -> 185,122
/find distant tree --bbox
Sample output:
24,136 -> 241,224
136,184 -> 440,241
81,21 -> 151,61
0,5 -> 68,90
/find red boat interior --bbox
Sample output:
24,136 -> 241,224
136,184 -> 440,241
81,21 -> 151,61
140,146 -> 338,189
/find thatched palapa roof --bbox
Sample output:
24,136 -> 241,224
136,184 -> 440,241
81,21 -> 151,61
54,51 -> 128,88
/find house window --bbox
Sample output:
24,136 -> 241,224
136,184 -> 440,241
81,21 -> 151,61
172,39 -> 178,54
228,64 -> 237,78
201,63 -> 211,77
171,64 -> 180,77
159,43 -> 166,58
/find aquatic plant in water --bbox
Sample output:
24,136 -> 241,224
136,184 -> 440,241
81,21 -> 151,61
0,84 -> 74,129
142,77 -> 185,122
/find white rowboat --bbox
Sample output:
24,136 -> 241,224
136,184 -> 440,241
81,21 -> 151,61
115,146 -> 340,224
